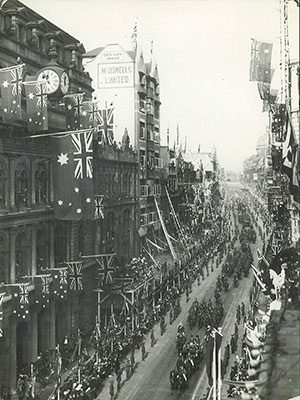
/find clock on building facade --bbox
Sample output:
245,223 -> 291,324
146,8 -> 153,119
37,66 -> 70,96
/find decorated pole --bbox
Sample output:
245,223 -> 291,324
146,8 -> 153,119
97,290 -> 101,324
217,328 -> 222,400
212,331 -> 217,400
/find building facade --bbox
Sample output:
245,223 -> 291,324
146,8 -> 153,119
83,44 -> 163,253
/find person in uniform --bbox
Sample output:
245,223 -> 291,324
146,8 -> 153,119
110,381 -> 114,400
151,328 -> 155,347
116,369 -> 122,392
126,358 -> 131,380
141,341 -> 146,361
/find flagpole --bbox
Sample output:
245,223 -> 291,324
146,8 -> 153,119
213,332 -> 217,400
97,291 -> 101,325
218,328 -> 222,400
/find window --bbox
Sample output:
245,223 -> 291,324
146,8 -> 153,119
35,162 -> 48,205
36,225 -> 49,273
154,127 -> 160,142
139,99 -> 145,113
15,162 -> 29,210
16,230 -> 30,280
54,221 -> 67,265
139,121 -> 145,139
140,185 -> 148,197
154,103 -> 160,119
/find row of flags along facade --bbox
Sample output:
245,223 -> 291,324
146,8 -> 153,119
0,64 -> 115,220
249,40 -> 299,207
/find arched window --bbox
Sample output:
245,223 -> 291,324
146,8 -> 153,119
15,161 -> 29,210
0,233 -> 8,283
54,221 -> 67,265
16,230 -> 30,280
36,225 -> 49,273
0,159 -> 7,210
35,162 -> 48,205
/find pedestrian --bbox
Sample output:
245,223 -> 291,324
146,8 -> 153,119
236,306 -> 241,325
230,335 -> 235,355
170,305 -> 173,325
130,348 -> 135,372
115,357 -> 120,375
234,323 -> 239,341
110,381 -> 114,400
141,341 -> 146,361
126,358 -> 131,380
117,370 -> 122,391
151,328 -> 155,347
241,302 -> 245,317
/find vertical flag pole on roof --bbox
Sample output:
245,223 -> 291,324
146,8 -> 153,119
154,197 -> 177,260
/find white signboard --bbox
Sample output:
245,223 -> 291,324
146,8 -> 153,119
97,62 -> 134,88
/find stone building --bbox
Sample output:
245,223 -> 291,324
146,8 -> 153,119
83,44 -> 163,253
0,0 -> 98,393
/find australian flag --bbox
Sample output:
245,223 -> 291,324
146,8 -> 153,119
24,80 -> 48,132
52,129 -> 94,220
250,39 -> 273,83
0,64 -> 24,123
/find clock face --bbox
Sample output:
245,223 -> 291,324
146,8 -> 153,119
60,71 -> 70,95
37,69 -> 60,94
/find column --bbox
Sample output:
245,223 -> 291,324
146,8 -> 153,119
31,160 -> 36,208
9,158 -> 16,212
9,319 -> 18,398
31,224 -> 37,276
49,302 -> 56,349
9,227 -> 17,283
30,311 -> 38,362
49,221 -> 55,269
49,161 -> 54,203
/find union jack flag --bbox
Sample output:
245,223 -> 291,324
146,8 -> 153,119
94,195 -> 104,219
19,283 -> 29,304
271,240 -> 282,256
11,65 -> 23,96
40,275 -> 51,294
72,130 -> 93,179
96,108 -> 114,145
59,268 -> 68,285
96,254 -> 115,286
67,261 -> 83,290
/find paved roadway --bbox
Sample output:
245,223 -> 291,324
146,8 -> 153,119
98,187 -> 265,400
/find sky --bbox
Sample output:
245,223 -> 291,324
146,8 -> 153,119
23,0 -> 299,172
